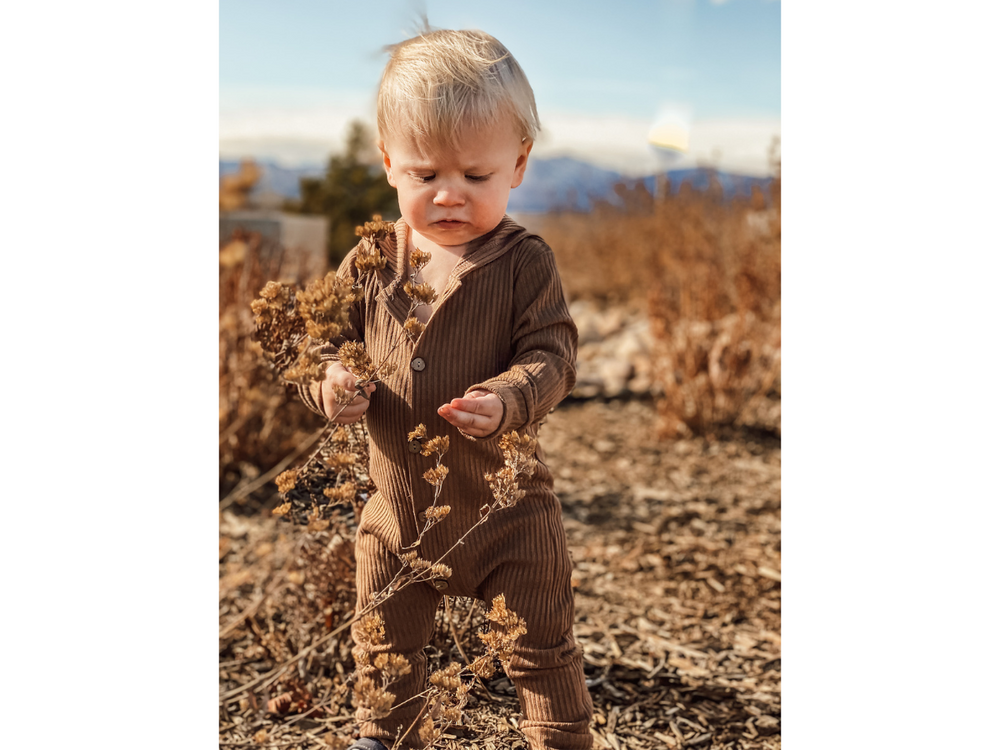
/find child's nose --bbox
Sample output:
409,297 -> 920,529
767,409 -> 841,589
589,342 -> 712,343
432,184 -> 465,207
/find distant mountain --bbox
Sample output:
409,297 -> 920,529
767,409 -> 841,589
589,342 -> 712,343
508,157 -> 623,213
220,157 -> 773,214
219,160 -> 324,206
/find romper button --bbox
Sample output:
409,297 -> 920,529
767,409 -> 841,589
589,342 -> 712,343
432,579 -> 449,591
411,357 -> 426,372
418,509 -> 427,522
408,439 -> 422,453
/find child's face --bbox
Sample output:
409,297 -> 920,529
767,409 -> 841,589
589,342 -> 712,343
379,122 -> 531,251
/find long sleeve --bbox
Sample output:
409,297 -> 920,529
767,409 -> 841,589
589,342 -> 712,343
466,241 -> 578,437
296,247 -> 368,418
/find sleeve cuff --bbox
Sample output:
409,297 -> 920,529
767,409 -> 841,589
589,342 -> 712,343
465,379 -> 528,439
296,354 -> 341,419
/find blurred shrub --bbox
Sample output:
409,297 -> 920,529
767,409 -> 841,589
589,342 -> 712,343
540,170 -> 781,438
219,229 -> 328,501
285,121 -> 399,267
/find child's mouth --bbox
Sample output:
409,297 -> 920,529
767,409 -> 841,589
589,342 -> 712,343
435,220 -> 464,228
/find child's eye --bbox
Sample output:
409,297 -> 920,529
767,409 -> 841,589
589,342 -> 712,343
466,174 -> 491,182
412,173 -> 435,183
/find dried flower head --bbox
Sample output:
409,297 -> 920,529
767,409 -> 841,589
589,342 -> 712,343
355,613 -> 386,649
283,344 -> 330,386
421,435 -> 450,458
295,271 -> 358,341
479,594 -> 527,668
351,673 -> 395,719
418,715 -> 437,747
322,481 -> 357,504
329,384 -> 351,405
354,238 -> 388,275
425,505 -> 451,521
352,216 -> 394,274
330,426 -> 352,445
422,466 -> 450,487
403,280 -> 438,306
484,432 -> 538,509
373,652 -> 412,681
408,424 -> 428,442
469,654 -> 497,680
429,563 -> 452,579
404,555 -> 433,574
429,662 -> 463,690
399,550 -> 419,566
403,316 -> 426,340
409,246 -> 432,271
337,341 -> 377,382
272,501 -> 292,517
355,215 -> 395,238
259,280 -> 284,301
375,361 -> 398,380
276,469 -> 298,494
326,452 -> 357,470
252,281 -> 307,373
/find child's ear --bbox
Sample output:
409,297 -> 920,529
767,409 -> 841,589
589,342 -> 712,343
510,139 -> 533,189
378,140 -> 397,188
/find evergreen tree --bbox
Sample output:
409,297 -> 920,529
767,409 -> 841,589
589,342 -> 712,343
289,121 -> 399,265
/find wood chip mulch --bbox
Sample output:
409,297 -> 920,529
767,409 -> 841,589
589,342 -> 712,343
220,399 -> 780,749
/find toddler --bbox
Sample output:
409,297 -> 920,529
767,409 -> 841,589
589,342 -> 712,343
299,28 -> 592,750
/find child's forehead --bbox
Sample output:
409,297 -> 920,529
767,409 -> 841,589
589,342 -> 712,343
386,122 -> 520,162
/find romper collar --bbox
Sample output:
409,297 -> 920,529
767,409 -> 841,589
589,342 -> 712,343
389,216 -> 530,281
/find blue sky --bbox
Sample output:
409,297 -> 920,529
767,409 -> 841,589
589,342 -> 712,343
220,0 -> 780,174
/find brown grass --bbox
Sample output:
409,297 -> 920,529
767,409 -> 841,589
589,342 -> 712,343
539,172 -> 781,437
219,229 -> 328,502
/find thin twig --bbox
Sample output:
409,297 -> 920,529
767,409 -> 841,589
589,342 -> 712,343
220,426 -> 326,510
220,610 -> 355,703
220,576 -> 290,639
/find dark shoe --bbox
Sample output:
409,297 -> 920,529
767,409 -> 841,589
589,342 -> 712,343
346,739 -> 389,750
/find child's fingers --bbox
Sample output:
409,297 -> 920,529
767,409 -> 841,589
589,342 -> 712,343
322,381 -> 374,422
446,392 -> 496,415
437,405 -> 486,433
331,397 -> 371,424
437,404 -> 499,437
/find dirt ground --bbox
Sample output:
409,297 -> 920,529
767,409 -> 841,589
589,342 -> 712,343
219,398 -> 781,749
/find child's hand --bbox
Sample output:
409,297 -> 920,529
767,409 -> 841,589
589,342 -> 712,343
437,389 -> 502,437
321,361 -> 376,423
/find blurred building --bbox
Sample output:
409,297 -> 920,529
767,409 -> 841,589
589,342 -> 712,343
220,158 -> 329,280
219,210 -> 329,281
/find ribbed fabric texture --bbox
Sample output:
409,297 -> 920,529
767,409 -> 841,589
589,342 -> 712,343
300,217 -> 592,749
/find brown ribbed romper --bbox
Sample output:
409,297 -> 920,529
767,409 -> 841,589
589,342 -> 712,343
300,217 -> 593,749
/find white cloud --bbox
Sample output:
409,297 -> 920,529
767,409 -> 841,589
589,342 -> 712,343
219,88 -> 374,167
533,111 -> 780,176
219,99 -> 780,176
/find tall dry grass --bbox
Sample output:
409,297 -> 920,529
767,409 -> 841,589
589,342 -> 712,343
539,170 -> 781,437
219,229 -> 329,502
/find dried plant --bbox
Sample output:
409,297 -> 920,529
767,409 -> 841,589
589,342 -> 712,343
540,162 -> 781,437
356,427 -> 537,619
219,228 -> 329,504
399,595 -> 529,750
254,215 -> 447,526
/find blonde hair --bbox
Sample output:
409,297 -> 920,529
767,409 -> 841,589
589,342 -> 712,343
377,29 -> 540,148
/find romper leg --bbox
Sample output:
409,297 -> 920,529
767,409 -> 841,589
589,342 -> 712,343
477,514 -> 593,750
353,525 -> 442,749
